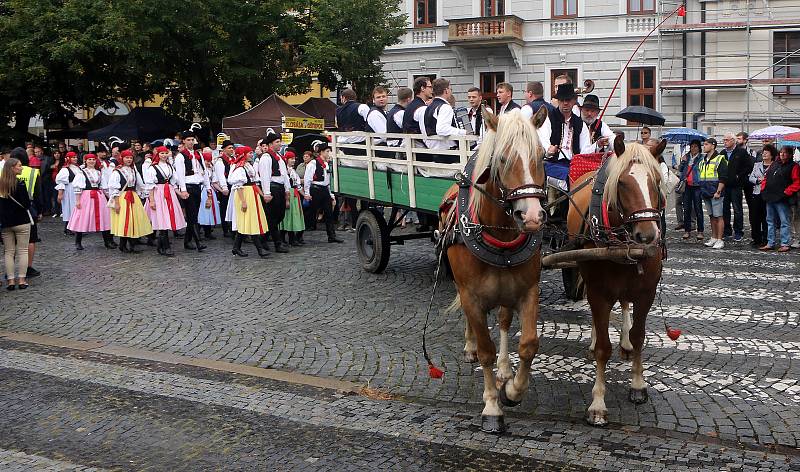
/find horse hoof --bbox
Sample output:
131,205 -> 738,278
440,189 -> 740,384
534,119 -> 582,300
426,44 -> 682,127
586,411 -> 608,427
481,415 -> 506,434
629,387 -> 649,404
499,380 -> 521,408
619,346 -> 633,361
463,351 -> 479,363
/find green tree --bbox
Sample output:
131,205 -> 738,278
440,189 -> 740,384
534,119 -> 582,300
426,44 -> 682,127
302,0 -> 407,102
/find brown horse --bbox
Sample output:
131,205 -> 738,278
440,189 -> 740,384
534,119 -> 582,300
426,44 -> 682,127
566,136 -> 667,426
440,107 -> 548,433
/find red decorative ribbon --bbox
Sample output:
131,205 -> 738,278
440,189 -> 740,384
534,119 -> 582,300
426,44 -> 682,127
482,231 -> 528,250
123,191 -> 135,236
211,193 -> 219,225
90,190 -> 100,231
163,185 -> 177,230
253,186 -> 265,234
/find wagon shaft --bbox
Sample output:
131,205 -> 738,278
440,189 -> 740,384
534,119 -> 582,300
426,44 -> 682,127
541,244 -> 659,268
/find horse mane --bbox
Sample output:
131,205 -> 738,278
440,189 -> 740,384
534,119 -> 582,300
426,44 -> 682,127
603,141 -> 665,210
470,110 -> 544,214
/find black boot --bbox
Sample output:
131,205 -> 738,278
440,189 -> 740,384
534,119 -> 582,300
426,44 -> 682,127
64,222 -> 74,236
146,233 -> 157,247
75,233 -> 84,250
296,231 -> 305,245
128,237 -> 142,253
119,237 -> 130,253
273,232 -> 289,253
194,225 -> 207,251
281,230 -> 288,244
203,226 -> 216,240
288,232 -> 297,247
253,235 -> 270,258
232,234 -> 248,257
160,231 -> 174,257
103,231 -> 118,249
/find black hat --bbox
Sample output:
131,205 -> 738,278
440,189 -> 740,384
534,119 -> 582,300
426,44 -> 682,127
221,139 -> 234,148
581,94 -> 600,110
180,130 -> 196,140
554,83 -> 577,101
264,128 -> 282,145
312,139 -> 330,153
10,147 -> 27,161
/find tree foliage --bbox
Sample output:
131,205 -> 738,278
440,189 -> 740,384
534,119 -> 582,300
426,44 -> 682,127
0,0 -> 406,139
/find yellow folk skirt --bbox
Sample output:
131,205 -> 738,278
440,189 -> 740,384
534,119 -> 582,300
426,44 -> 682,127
233,185 -> 268,235
110,190 -> 153,238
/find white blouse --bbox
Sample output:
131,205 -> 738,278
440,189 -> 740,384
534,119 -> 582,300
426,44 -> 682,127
108,166 -> 144,197
73,168 -> 103,193
227,164 -> 258,191
143,162 -> 178,192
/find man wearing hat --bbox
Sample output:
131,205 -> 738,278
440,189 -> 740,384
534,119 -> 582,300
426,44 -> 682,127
257,129 -> 292,253
580,94 -> 613,153
174,130 -> 210,251
214,140 -> 235,237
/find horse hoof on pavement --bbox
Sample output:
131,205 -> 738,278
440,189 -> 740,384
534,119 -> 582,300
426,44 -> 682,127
463,350 -> 479,363
498,380 -> 521,408
619,346 -> 633,361
586,410 -> 608,427
629,387 -> 649,404
481,415 -> 506,434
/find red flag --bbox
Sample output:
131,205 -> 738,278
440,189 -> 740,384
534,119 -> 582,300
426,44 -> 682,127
677,5 -> 686,16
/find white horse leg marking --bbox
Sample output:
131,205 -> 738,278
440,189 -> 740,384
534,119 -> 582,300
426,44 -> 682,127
631,349 -> 647,391
497,327 -> 513,382
481,368 -> 503,417
620,301 -> 634,353
463,319 -> 477,362
587,364 -> 608,425
589,324 -> 596,352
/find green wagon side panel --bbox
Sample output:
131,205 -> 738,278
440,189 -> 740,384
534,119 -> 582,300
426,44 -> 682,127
414,176 -> 456,212
335,165 -> 455,212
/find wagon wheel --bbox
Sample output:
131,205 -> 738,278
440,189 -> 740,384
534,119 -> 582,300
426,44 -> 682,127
562,267 -> 586,301
356,209 -> 391,273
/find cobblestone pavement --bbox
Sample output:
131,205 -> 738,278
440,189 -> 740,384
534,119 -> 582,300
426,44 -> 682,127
1,218 -> 799,470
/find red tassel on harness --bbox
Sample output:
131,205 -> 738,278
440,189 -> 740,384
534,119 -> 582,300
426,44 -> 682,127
666,327 -> 682,341
677,5 -> 686,17
428,364 -> 444,379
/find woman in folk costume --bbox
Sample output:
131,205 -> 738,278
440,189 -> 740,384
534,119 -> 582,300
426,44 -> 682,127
67,154 -> 115,250
55,151 -> 80,235
144,146 -> 186,257
227,146 -> 270,258
109,149 -> 153,253
278,151 -> 305,246
198,149 -> 221,240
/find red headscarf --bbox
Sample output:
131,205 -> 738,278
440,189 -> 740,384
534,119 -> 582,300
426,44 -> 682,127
82,153 -> 99,170
152,146 -> 170,165
234,146 -> 252,167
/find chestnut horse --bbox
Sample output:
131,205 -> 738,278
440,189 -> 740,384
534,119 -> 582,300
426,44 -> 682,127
566,136 -> 667,426
440,108 -> 548,433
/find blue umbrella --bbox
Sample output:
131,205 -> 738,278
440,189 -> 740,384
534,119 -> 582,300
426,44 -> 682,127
662,127 -> 708,144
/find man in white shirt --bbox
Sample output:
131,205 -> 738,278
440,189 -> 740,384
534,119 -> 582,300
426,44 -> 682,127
303,140 -> 343,243
386,87 -> 413,147
465,87 -> 494,149
496,82 -> 521,114
365,86 -> 392,154
422,78 -> 466,161
257,129 -> 292,253
214,140 -> 235,237
580,94 -> 613,153
174,130 -> 210,251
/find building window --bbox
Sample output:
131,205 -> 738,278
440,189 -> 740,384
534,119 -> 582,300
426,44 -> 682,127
552,0 -> 577,18
415,0 -> 436,27
482,0 -> 504,16
480,72 -> 505,111
774,32 -> 800,95
550,68 -> 578,99
628,0 -> 655,14
627,67 -> 656,118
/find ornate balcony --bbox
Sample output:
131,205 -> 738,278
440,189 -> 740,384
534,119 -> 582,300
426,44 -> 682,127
445,15 -> 524,44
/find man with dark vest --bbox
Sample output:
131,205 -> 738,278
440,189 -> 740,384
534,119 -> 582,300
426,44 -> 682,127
365,86 -> 394,156
422,78 -> 465,166
402,77 -> 434,136
496,82 -> 521,114
465,87 -> 495,149
214,140 -> 235,237
580,94 -> 613,153
335,88 -> 370,156
303,140 -> 343,243
386,87 -> 413,147
257,129 -> 292,253
520,81 -> 553,118
174,130 -> 209,251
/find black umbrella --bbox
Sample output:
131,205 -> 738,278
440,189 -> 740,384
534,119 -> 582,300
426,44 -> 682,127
288,133 -> 328,155
615,106 -> 665,126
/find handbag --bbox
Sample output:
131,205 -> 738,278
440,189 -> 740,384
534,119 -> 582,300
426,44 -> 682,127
8,194 -> 34,225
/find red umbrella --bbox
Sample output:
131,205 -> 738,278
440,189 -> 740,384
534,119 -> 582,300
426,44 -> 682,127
781,131 -> 800,141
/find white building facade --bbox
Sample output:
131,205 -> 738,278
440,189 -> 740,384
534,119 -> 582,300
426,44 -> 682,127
380,0 -> 800,138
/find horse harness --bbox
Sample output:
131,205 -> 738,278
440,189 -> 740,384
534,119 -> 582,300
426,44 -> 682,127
440,152 -> 545,268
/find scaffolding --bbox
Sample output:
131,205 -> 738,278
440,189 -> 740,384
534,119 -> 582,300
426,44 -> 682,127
657,0 -> 800,131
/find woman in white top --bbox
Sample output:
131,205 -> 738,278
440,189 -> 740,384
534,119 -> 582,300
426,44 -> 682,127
109,150 -> 153,253
227,146 -> 269,258
55,151 -> 80,234
144,146 -> 186,257
68,154 -> 114,250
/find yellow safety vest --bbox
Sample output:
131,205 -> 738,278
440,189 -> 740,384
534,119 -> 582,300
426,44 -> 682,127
698,153 -> 725,182
17,166 -> 39,199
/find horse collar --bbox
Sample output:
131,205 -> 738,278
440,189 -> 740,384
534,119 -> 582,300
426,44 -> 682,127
453,153 -> 543,268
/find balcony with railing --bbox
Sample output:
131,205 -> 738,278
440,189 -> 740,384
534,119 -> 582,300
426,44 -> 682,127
445,15 -> 524,44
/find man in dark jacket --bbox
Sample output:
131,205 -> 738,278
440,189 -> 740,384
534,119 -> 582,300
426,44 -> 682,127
721,132 -> 754,241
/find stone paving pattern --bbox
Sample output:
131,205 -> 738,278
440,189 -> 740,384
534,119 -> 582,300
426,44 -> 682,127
1,219 -> 799,469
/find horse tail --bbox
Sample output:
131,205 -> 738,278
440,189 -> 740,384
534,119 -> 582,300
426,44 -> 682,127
445,293 -> 461,315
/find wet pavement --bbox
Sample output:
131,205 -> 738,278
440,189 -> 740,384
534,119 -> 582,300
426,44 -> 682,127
0,218 -> 798,470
